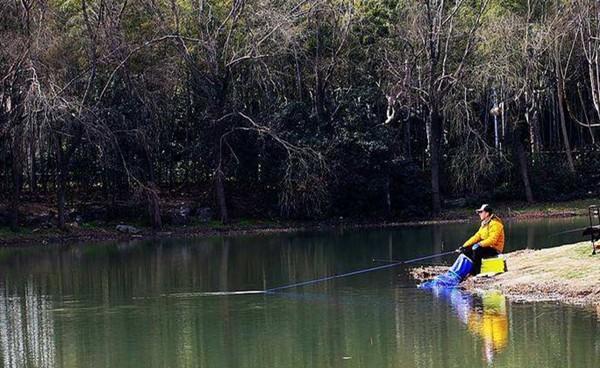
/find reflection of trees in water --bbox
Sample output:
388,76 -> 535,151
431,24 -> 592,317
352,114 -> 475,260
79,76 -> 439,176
432,224 -> 443,254
0,237 -> 345,299
0,283 -> 55,368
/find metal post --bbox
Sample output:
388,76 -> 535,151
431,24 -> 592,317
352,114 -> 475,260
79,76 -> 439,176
589,205 -> 599,255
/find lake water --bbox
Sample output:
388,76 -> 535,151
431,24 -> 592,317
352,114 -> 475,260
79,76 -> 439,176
1,217 -> 598,368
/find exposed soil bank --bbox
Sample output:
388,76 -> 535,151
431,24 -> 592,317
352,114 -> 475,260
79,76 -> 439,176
1,199 -> 597,247
412,242 -> 600,307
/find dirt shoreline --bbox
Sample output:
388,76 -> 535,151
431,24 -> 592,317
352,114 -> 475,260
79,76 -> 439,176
411,242 -> 600,308
0,204 -> 591,248
1,219 -> 469,248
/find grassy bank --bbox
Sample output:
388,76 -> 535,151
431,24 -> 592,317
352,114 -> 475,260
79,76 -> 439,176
437,198 -> 599,220
468,242 -> 600,306
0,198 -> 598,247
413,241 -> 600,307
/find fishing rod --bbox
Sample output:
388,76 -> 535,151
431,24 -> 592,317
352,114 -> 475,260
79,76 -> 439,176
372,250 -> 457,265
191,250 -> 458,296
265,262 -> 405,292
548,226 -> 588,237
267,250 -> 458,292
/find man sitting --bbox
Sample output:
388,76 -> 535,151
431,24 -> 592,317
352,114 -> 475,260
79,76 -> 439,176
458,204 -> 505,275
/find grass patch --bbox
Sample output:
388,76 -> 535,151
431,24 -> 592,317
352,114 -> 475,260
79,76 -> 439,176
574,244 -> 594,257
561,269 -> 589,279
0,226 -> 33,236
236,218 -> 279,227
442,198 -> 599,219
205,220 -> 227,229
80,221 -> 106,229
187,218 -> 280,229
503,199 -> 600,214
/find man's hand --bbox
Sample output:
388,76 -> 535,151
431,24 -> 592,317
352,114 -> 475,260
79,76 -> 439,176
456,246 -> 465,254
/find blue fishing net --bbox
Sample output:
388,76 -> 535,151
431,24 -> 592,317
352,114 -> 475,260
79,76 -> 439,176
418,254 -> 473,290
419,270 -> 463,289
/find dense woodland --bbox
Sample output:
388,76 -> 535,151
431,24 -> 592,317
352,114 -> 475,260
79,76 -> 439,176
2,0 -> 600,229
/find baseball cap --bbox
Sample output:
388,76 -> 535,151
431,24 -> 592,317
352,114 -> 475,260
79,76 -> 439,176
476,204 -> 493,213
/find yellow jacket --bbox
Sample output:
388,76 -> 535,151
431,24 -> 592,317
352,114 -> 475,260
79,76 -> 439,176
463,215 -> 505,253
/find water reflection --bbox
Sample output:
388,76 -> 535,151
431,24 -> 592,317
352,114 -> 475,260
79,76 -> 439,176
433,288 -> 508,365
0,282 -> 55,368
0,218 -> 598,368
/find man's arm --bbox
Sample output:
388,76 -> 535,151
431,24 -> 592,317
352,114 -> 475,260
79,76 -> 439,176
463,232 -> 482,248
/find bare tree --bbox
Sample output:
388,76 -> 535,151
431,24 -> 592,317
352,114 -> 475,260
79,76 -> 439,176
385,0 -> 491,214
0,1 -> 38,229
156,0 -> 320,222
576,0 -> 600,126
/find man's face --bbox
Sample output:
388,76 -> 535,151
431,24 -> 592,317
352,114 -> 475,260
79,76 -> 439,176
478,210 -> 490,220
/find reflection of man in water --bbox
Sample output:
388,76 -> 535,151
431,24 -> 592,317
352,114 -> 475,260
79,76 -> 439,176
467,292 -> 508,364
437,289 -> 508,364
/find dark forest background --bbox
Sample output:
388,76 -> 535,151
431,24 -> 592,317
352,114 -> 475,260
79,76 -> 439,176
2,0 -> 600,230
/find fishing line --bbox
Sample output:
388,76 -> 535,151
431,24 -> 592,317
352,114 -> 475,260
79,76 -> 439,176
190,250 -> 456,296
548,227 -> 587,237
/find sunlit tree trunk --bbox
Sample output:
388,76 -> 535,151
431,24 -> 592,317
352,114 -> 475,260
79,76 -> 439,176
555,45 -> 576,173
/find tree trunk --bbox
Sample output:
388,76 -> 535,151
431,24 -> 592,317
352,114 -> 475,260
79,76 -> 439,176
215,167 -> 229,223
57,174 -> 66,229
514,126 -> 535,203
404,118 -> 412,158
56,136 -> 67,229
425,119 -> 432,155
146,183 -> 162,231
10,127 -> 23,231
10,148 -> 21,231
577,85 -> 596,144
144,148 -> 156,183
555,62 -> 576,174
57,180 -> 66,228
556,89 -> 576,173
526,106 -> 542,154
524,92 -> 542,154
29,132 -> 37,196
41,149 -> 50,193
55,130 -> 83,229
294,47 -> 303,100
430,106 -> 443,215
384,176 -> 392,218
313,16 -> 327,122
